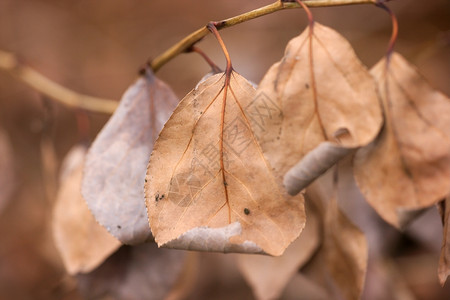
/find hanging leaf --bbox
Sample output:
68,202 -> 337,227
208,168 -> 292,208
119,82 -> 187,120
306,177 -> 368,300
145,71 -> 305,256
354,53 -> 450,228
439,195 -> 450,286
254,22 -> 382,188
236,201 -> 321,300
52,145 -> 121,275
324,192 -> 367,300
76,243 -> 188,300
282,273 -> 330,300
82,68 -> 178,244
0,128 -> 15,214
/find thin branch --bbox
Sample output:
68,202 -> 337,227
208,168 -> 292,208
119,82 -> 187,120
0,0 -> 376,114
0,49 -> 118,114
150,0 -> 376,72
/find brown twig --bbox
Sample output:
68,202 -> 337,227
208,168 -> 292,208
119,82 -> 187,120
0,49 -> 118,114
150,0 -> 377,72
0,0 -> 376,114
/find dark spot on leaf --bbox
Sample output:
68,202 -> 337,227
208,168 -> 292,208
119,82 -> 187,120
117,225 -> 122,229
244,208 -> 250,215
223,181 -> 228,187
155,193 -> 165,202
305,83 -> 310,89
145,178 -> 147,183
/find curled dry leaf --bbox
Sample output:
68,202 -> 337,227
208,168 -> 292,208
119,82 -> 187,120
52,145 -> 121,275
146,71 -> 305,256
82,68 -> 178,244
0,128 -> 15,213
254,22 -> 382,186
284,142 -> 353,196
354,53 -> 450,228
439,195 -> 450,286
76,243 -> 188,300
236,201 -> 321,300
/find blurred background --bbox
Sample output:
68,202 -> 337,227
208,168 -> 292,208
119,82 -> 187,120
0,0 -> 449,299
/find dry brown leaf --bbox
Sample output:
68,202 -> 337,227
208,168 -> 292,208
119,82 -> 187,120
82,68 -> 178,244
439,195 -> 450,286
254,22 -> 382,185
0,128 -> 15,214
165,252 -> 199,300
324,192 -> 367,300
76,243 -> 188,300
284,142 -> 353,195
306,176 -> 368,300
52,145 -> 121,275
236,201 -> 321,300
354,52 -> 450,228
282,273 -> 329,300
145,71 -> 305,256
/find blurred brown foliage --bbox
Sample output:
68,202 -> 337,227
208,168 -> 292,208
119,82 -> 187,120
0,0 -> 449,299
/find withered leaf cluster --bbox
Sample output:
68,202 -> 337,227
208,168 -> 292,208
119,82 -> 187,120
46,18 -> 450,300
51,70 -> 190,299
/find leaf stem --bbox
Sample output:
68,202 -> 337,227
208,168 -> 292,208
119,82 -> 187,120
375,1 -> 398,61
295,1 -> 328,139
0,0 -> 377,115
0,49 -> 118,114
150,0 -> 377,72
188,46 -> 222,73
207,23 -> 233,223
